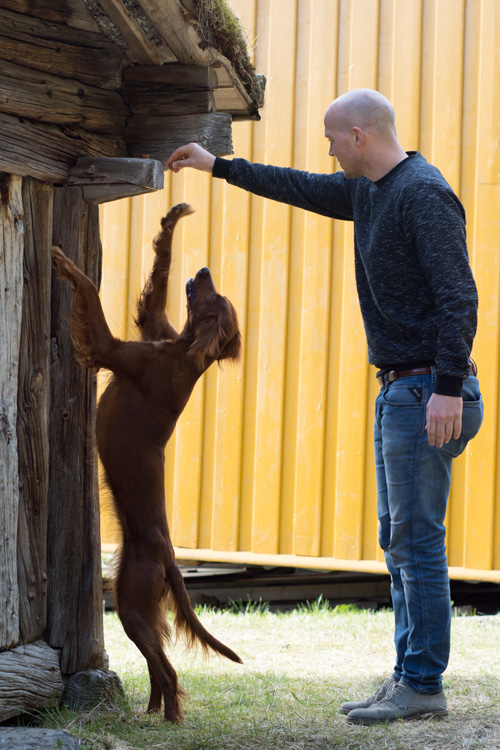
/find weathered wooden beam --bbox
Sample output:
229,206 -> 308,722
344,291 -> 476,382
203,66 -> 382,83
47,188 -> 105,674
124,87 -> 215,116
132,0 -> 261,119
122,63 -> 218,116
0,112 -> 127,184
0,60 -> 127,134
125,112 -> 233,167
16,178 -> 53,644
0,640 -> 63,722
0,8 -> 125,90
96,0 -> 170,65
134,0 -> 213,66
0,173 -> 23,652
123,63 -> 218,88
0,0 -> 101,32
68,157 -> 164,204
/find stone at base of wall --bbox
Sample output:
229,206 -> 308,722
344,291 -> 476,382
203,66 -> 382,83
0,728 -> 80,749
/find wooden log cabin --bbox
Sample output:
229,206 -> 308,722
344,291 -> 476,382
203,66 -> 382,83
0,0 -> 263,721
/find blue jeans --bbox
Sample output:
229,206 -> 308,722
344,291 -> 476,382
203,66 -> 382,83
374,370 -> 483,694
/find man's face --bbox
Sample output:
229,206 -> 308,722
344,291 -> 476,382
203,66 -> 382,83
324,108 -> 363,179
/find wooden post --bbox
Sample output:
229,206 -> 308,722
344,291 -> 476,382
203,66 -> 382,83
16,178 -> 53,644
0,173 -> 23,651
46,186 -> 105,674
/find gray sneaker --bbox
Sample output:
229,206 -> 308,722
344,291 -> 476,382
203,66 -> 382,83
339,677 -> 398,715
346,681 -> 448,724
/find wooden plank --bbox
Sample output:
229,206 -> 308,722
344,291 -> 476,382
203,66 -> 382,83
16,178 -> 53,644
0,174 -> 23,651
47,188 -> 105,674
134,0 -> 213,65
0,8 -> 125,90
124,63 -> 218,87
68,157 -> 163,204
213,87 -> 253,116
68,157 -> 163,188
96,0 -> 169,65
0,640 -> 63,722
124,87 -> 216,116
125,112 -> 233,167
0,0 -> 101,32
0,59 -> 127,134
0,112 -> 127,184
79,183 -> 161,204
130,1 -> 260,117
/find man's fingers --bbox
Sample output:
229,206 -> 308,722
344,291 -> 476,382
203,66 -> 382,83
426,393 -> 463,448
166,142 -> 215,173
166,144 -> 193,171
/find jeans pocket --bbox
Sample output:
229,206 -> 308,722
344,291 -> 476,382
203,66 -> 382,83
440,376 -> 484,458
382,383 -> 423,407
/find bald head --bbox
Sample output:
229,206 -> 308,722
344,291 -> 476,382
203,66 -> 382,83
324,89 -> 407,181
325,89 -> 397,139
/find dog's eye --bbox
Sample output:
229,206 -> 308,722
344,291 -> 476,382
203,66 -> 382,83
207,294 -> 216,301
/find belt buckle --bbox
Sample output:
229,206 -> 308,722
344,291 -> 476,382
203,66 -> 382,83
377,369 -> 398,387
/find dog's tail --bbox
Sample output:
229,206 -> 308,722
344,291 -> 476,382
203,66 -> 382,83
166,560 -> 243,664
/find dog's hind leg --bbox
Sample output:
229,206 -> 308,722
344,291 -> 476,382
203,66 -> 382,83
120,608 -> 183,722
146,665 -> 163,714
115,541 -> 185,722
135,203 -> 195,342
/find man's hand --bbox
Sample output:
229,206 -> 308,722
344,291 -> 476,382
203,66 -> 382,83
426,393 -> 463,448
167,142 -> 216,173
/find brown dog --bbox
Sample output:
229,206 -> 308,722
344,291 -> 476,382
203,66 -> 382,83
52,203 -> 242,722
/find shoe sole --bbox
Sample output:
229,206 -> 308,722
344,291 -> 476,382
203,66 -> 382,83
346,709 -> 448,725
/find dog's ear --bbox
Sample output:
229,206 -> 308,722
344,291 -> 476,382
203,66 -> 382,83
216,326 -> 241,365
188,316 -> 222,370
188,300 -> 241,370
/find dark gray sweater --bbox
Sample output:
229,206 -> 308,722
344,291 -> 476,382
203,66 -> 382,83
213,152 -> 478,396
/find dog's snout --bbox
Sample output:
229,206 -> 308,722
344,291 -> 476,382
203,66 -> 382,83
198,267 -> 210,277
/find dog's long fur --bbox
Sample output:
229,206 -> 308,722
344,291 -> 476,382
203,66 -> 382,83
52,203 -> 242,722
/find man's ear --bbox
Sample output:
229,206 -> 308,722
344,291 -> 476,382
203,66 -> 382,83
352,126 -> 364,145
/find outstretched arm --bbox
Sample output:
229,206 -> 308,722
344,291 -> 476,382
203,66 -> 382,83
167,142 -> 216,173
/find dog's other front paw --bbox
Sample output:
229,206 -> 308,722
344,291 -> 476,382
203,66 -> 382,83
160,203 -> 195,231
51,246 -> 78,290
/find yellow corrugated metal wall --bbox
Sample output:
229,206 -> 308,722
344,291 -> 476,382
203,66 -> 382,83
100,0 -> 500,581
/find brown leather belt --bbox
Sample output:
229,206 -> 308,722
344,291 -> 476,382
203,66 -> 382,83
377,362 -> 477,388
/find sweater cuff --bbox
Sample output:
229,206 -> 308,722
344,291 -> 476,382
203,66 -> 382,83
213,157 -> 231,179
434,374 -> 464,398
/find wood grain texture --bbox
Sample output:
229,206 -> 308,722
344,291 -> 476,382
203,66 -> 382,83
16,178 -> 53,644
0,7 -> 124,90
0,640 -> 63,722
47,187 -> 105,674
0,174 -> 23,651
125,112 -> 234,165
0,59 -> 127,134
0,0 -> 100,32
0,112 -> 127,183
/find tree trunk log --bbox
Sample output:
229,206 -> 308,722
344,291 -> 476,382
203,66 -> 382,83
0,173 -> 23,651
16,178 -> 53,644
0,640 -> 63,722
46,187 -> 105,674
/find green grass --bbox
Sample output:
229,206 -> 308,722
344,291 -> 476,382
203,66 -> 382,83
35,605 -> 500,749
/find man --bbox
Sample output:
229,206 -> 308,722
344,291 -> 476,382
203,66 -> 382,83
167,89 -> 483,724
